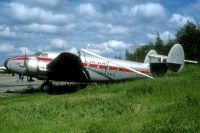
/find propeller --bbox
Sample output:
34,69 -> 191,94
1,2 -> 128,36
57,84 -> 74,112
80,49 -> 154,79
23,51 -> 34,82
24,50 -> 27,73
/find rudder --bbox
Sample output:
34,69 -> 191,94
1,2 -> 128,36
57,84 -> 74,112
167,44 -> 184,72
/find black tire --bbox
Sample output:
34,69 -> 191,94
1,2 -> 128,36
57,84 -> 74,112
41,81 -> 53,93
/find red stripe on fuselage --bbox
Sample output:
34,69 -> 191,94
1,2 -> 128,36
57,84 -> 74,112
139,70 -> 150,74
83,62 -> 88,67
90,64 -> 98,68
11,57 -> 29,61
84,62 -> 150,74
37,57 -> 53,62
10,56 -> 54,62
109,66 -> 118,71
100,65 -> 108,70
122,68 -> 132,72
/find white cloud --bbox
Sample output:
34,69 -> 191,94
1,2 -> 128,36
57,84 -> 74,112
86,47 -> 113,55
105,24 -> 129,34
147,31 -> 175,42
50,38 -> 68,50
18,47 -> 34,55
147,33 -> 156,41
33,0 -> 65,7
169,14 -> 194,28
0,26 -> 16,38
107,40 -> 128,50
86,40 -> 130,56
22,23 -> 59,33
13,0 -> 66,7
76,3 -> 102,17
0,43 -> 15,52
20,23 -> 75,33
122,3 -> 166,19
69,48 -> 78,53
6,3 -> 68,24
160,31 -> 175,41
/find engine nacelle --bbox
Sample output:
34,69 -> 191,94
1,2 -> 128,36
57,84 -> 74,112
27,58 -> 38,73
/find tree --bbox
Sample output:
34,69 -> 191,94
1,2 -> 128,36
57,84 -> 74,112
176,21 -> 200,60
125,48 -> 130,60
130,43 -> 154,62
154,32 -> 164,54
163,37 -> 177,55
114,54 -> 122,59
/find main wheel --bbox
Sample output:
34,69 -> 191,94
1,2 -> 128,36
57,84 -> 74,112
41,81 -> 53,93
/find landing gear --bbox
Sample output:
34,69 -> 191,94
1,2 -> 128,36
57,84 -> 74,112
41,81 -> 53,93
80,68 -> 90,88
27,77 -> 35,82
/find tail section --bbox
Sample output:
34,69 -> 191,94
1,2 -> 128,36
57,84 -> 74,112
144,50 -> 158,63
144,44 -> 185,75
166,44 -> 184,72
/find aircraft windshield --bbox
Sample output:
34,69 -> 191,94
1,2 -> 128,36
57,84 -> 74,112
34,52 -> 43,56
34,52 -> 48,57
41,53 -> 48,57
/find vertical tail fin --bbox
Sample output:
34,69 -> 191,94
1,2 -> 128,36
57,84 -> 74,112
166,44 -> 184,72
144,50 -> 158,63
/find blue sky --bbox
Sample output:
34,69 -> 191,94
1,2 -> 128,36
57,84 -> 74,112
0,0 -> 199,64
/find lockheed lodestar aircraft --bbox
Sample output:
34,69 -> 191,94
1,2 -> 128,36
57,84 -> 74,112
2,44 -> 197,92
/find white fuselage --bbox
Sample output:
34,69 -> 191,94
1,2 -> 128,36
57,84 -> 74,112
81,55 -> 150,81
4,51 -> 151,82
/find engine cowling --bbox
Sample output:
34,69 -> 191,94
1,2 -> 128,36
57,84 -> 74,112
27,58 -> 38,73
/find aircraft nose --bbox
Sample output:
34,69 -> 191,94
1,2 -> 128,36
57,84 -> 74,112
4,58 -> 10,69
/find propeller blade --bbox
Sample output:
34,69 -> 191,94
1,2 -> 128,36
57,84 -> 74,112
80,49 -> 154,79
23,50 -> 28,74
24,50 -> 26,68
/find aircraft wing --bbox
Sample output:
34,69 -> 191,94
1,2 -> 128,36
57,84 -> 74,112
46,52 -> 88,82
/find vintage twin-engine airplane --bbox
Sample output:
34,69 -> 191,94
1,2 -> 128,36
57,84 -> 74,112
2,44 -> 197,92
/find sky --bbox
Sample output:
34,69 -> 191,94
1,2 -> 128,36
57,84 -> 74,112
0,0 -> 199,64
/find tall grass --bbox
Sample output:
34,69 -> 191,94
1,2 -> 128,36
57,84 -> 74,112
0,65 -> 199,132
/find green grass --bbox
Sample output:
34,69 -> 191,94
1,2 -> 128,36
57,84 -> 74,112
0,65 -> 200,133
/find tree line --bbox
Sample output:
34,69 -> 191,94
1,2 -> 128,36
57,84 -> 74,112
125,21 -> 200,62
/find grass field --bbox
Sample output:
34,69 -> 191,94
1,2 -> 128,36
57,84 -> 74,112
0,65 -> 199,133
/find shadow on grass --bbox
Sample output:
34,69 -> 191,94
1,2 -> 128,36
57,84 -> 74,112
5,84 -> 87,95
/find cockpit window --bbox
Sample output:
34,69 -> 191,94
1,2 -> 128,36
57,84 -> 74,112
34,52 -> 42,56
41,53 -> 48,57
34,52 -> 48,57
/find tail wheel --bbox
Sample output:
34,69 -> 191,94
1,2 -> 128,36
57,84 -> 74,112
41,81 -> 53,93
